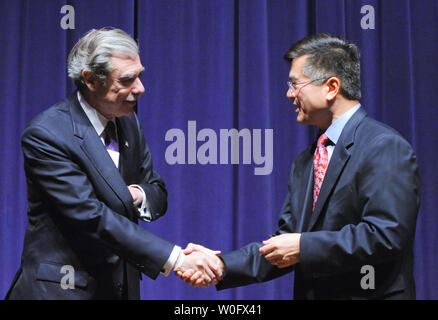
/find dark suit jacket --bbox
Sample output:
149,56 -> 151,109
217,107 -> 420,299
6,93 -> 174,300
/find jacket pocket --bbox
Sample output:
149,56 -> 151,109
36,262 -> 88,289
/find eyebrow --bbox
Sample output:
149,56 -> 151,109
119,67 -> 145,81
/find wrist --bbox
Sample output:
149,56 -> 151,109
217,256 -> 226,279
174,251 -> 185,271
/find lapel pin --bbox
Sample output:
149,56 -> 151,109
125,141 -> 129,148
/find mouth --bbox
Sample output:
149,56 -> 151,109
294,99 -> 302,112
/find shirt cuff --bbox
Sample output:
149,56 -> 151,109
129,184 -> 152,222
161,245 -> 183,277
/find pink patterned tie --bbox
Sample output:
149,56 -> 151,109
313,133 -> 329,209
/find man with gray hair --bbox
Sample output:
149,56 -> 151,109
5,28 -> 221,300
181,33 -> 420,299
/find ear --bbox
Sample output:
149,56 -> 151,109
82,70 -> 99,92
326,77 -> 341,102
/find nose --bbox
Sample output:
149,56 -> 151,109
132,77 -> 145,95
287,87 -> 295,99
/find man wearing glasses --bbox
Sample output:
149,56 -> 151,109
179,34 -> 420,300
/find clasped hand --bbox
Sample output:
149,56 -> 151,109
259,233 -> 301,268
175,243 -> 224,288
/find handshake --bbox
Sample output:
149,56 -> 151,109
173,233 -> 302,288
173,243 -> 223,288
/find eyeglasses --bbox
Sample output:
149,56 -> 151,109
287,76 -> 333,95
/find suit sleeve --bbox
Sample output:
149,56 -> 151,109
133,114 -> 167,221
22,124 -> 174,280
299,133 -> 420,277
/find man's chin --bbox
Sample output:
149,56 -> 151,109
117,107 -> 136,117
296,112 -> 307,124
124,101 -> 137,112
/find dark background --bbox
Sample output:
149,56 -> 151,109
1,0 -> 437,299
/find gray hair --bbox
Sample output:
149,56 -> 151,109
67,28 -> 139,89
284,33 -> 361,100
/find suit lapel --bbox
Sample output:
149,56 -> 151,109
296,147 -> 316,233
69,93 -> 135,220
307,107 -> 368,231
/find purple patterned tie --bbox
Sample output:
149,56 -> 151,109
104,121 -> 118,152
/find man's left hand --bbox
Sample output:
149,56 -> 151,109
128,185 -> 143,207
259,233 -> 301,268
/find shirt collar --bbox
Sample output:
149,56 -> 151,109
325,103 -> 361,145
77,91 -> 114,136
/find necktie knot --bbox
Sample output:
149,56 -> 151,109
317,133 -> 330,148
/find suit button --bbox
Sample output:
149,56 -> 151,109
116,282 -> 123,292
